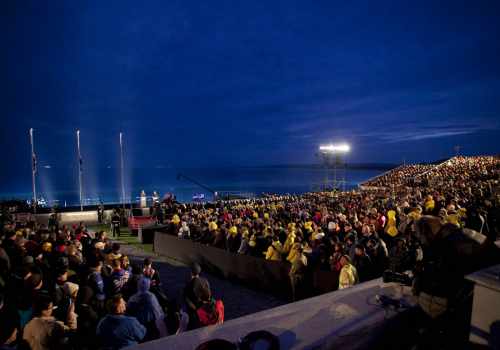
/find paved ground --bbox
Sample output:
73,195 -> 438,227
89,225 -> 286,321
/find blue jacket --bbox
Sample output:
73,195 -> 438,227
96,314 -> 146,349
88,271 -> 106,301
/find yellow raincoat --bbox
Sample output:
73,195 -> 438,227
339,263 -> 359,289
265,241 -> 283,261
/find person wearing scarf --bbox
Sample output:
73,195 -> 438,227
196,282 -> 224,327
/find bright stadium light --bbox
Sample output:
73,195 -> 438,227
319,143 -> 350,153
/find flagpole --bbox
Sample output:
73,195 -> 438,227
119,132 -> 125,210
77,130 -> 83,211
29,128 -> 37,213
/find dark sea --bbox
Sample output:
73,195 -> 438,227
0,166 -> 384,207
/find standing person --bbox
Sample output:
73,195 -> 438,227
338,255 -> 359,289
86,258 -> 106,313
353,244 -> 374,283
126,277 -> 166,341
140,190 -> 147,209
111,210 -> 121,238
48,209 -> 59,233
122,264 -> 143,300
264,236 -> 283,261
142,258 -> 168,308
97,202 -> 104,224
23,293 -> 77,350
74,286 -> 99,350
109,258 -> 129,296
96,295 -> 146,349
289,245 -> 308,301
184,263 -> 210,329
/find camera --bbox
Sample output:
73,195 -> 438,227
382,270 -> 413,286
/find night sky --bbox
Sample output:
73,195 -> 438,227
3,0 -> 500,176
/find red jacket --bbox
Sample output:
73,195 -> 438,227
197,300 -> 224,326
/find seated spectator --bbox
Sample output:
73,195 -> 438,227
96,294 -> 146,349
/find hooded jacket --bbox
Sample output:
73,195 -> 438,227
127,277 -> 164,326
339,263 -> 359,289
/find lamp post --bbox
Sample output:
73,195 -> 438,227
318,143 -> 350,191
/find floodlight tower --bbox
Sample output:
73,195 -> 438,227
317,143 -> 350,191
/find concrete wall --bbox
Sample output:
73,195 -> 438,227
34,209 -> 116,226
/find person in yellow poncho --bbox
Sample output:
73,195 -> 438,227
283,231 -> 296,255
424,195 -> 435,214
289,245 -> 307,301
446,208 -> 466,227
263,226 -> 273,238
304,221 -> 313,232
171,214 -> 181,225
408,207 -> 423,222
208,221 -> 218,232
338,255 -> 359,289
384,209 -> 398,237
286,242 -> 302,263
228,226 -> 238,237
264,236 -> 283,261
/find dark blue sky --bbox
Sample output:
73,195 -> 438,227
3,0 -> 500,173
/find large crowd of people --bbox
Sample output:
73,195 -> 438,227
0,220 -> 223,349
157,156 -> 499,296
361,163 -> 435,188
1,155 -> 499,349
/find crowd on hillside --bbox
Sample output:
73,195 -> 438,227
0,219 -> 224,349
361,163 -> 434,188
0,155 -> 499,349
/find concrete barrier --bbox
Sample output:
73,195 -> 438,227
126,278 -> 417,350
154,231 -> 293,297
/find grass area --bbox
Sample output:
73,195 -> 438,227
87,223 -> 154,254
